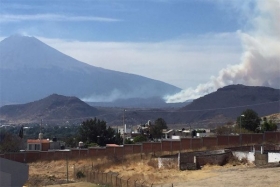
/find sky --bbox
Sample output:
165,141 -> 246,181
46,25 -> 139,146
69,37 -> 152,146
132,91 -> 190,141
0,0 -> 279,102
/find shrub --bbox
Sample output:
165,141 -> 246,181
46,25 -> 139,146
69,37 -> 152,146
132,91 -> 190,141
76,171 -> 86,179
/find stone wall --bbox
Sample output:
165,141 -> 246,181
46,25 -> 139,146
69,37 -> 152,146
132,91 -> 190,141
195,150 -> 232,168
158,154 -> 179,169
179,149 -> 232,170
255,152 -> 268,166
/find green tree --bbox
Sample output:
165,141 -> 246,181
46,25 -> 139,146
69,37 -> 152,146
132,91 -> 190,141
260,117 -> 277,132
0,130 -> 21,153
124,139 -> 134,144
78,118 -> 120,146
78,118 -> 106,145
150,118 -> 168,139
114,131 -> 123,145
64,137 -> 78,148
237,109 -> 261,132
133,135 -> 147,143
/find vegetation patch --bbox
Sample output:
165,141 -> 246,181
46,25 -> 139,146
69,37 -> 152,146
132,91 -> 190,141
76,171 -> 86,179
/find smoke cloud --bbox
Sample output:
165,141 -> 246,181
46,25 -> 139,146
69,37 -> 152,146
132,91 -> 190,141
165,0 -> 280,103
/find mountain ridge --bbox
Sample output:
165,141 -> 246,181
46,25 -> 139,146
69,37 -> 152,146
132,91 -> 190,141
0,85 -> 279,127
173,84 -> 280,128
0,35 -> 181,105
182,84 -> 280,110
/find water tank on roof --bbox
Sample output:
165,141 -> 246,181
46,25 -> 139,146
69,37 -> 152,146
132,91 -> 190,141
39,133 -> 43,140
79,141 -> 84,148
52,137 -> 57,142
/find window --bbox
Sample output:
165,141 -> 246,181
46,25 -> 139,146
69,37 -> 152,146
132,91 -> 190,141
35,144 -> 41,150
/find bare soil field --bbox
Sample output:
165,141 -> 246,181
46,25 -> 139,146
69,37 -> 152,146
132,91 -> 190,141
25,154 -> 280,187
44,182 -> 98,187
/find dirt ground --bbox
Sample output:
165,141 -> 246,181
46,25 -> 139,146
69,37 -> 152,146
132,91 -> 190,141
26,154 -> 280,187
43,182 -> 98,187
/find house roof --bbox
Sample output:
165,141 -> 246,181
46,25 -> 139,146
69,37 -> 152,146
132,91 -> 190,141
27,139 -> 50,144
106,144 -> 122,147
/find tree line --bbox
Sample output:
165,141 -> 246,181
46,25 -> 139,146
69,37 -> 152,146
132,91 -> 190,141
0,117 -> 168,153
1,109 -> 277,153
217,109 -> 278,135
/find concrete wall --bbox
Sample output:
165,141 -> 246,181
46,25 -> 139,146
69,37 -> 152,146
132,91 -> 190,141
0,157 -> 29,187
232,151 -> 255,163
158,155 -> 179,169
232,151 -> 280,164
195,150 -> 232,167
268,152 -> 280,163
179,150 -> 232,170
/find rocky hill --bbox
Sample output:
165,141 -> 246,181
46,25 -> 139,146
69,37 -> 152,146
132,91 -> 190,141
1,85 -> 279,127
173,84 -> 280,128
0,94 -> 99,124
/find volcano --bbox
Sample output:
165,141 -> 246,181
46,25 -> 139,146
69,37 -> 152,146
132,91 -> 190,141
0,35 -> 181,106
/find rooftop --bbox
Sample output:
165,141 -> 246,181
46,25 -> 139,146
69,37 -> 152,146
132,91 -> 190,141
27,139 -> 50,144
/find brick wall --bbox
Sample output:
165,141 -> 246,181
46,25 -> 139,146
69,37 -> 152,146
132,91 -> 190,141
217,136 -> 229,146
181,138 -> 191,150
2,132 -> 280,163
265,132 -> 279,143
202,137 -> 217,148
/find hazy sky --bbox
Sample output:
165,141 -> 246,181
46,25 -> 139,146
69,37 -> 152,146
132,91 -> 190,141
1,0 -> 279,102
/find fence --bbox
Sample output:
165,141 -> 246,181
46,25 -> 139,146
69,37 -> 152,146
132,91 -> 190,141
73,165 -> 174,187
1,132 -> 280,163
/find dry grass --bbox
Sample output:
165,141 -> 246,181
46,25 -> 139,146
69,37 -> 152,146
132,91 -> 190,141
42,182 -> 99,187
26,153 -> 280,187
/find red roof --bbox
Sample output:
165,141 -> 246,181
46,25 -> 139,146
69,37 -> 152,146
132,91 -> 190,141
27,139 -> 50,144
106,144 -> 121,147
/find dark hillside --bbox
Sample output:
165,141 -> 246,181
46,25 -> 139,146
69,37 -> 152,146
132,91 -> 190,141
0,94 -> 99,124
183,84 -> 279,109
175,85 -> 280,127
0,85 -> 279,127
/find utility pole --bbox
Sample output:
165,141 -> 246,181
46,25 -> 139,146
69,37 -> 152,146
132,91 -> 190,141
40,119 -> 42,133
240,115 -> 245,134
123,109 -> 126,145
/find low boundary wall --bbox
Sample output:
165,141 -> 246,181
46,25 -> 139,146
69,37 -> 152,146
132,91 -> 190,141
1,132 -> 279,163
179,149 -> 232,170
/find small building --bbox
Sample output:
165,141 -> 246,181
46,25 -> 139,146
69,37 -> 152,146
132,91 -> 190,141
27,139 -> 50,151
0,157 -> 29,187
27,132 -> 50,151
49,137 -> 64,149
27,133 -> 64,151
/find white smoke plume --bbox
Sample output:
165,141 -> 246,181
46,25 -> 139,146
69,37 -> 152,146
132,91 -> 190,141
165,0 -> 280,103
